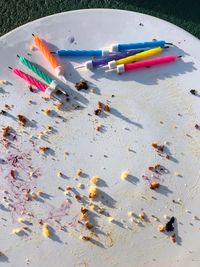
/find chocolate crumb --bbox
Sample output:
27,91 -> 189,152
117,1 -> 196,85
17,115 -> 27,126
165,217 -> 175,232
75,195 -> 81,202
152,143 -> 164,152
94,109 -> 101,116
38,146 -> 49,154
2,126 -> 11,138
28,85 -> 35,92
195,124 -> 199,129
190,89 -> 197,95
104,104 -> 110,112
98,101 -> 103,109
171,233 -> 176,243
85,221 -> 93,230
75,80 -> 88,91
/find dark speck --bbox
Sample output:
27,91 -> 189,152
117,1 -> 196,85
190,89 -> 197,95
165,216 -> 175,232
0,110 -> 6,115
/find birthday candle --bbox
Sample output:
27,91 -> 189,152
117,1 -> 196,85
110,40 -> 171,52
53,49 -> 110,57
79,49 -> 144,69
116,55 -> 181,74
18,55 -> 67,95
10,67 -> 61,101
108,47 -> 163,69
32,34 -> 66,82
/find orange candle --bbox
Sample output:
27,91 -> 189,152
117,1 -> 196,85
32,34 -> 66,81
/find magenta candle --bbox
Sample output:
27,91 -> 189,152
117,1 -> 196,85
117,55 -> 181,74
12,67 -> 48,91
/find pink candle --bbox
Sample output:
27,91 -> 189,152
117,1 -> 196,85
12,67 -> 48,92
117,55 -> 181,74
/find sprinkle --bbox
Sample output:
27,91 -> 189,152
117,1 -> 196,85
108,217 -> 114,223
90,176 -> 99,184
174,172 -> 180,176
121,170 -> 129,180
42,223 -> 52,238
91,88 -> 94,93
29,172 -> 33,177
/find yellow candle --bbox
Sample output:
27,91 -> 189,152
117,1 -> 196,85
108,47 -> 163,69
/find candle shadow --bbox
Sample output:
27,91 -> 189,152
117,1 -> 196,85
0,252 -> 9,263
87,46 -> 196,85
28,61 -> 89,107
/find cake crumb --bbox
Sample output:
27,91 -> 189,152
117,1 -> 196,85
55,102 -> 64,110
108,217 -> 114,223
75,80 -> 88,91
17,115 -> 27,126
80,235 -> 91,241
76,168 -> 82,176
139,211 -> 145,221
158,224 -> 165,232
89,186 -> 98,199
38,146 -> 49,154
42,109 -> 52,115
150,181 -> 160,190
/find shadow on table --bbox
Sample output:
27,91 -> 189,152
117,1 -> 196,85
86,45 -> 196,85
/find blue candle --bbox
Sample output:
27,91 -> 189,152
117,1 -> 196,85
52,49 -> 110,57
111,40 -> 171,52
